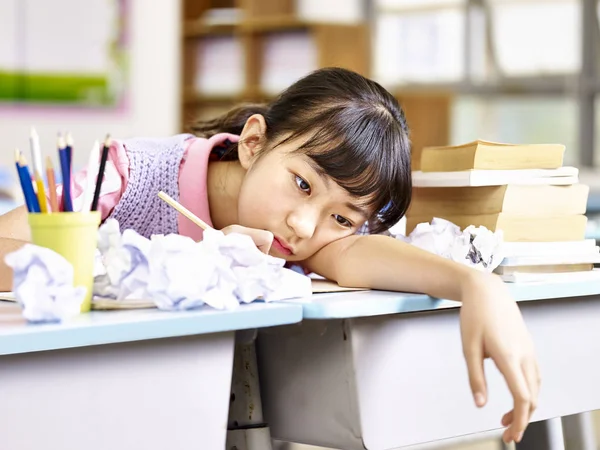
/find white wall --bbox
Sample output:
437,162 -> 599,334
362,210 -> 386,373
0,0 -> 181,171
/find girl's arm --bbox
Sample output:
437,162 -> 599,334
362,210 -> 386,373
305,234 -> 539,445
306,234 -> 472,297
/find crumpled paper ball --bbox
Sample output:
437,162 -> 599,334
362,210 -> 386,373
395,217 -> 504,271
94,219 -> 311,310
93,219 -> 151,301
5,244 -> 86,323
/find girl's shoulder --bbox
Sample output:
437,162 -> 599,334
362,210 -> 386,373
184,133 -> 240,161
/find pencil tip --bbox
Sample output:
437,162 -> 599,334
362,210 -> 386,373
57,134 -> 66,149
14,148 -> 20,162
65,132 -> 73,146
30,126 -> 38,139
103,134 -> 111,147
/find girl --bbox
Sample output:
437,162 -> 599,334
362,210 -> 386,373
0,67 -> 538,444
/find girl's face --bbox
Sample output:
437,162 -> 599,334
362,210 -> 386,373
237,131 -> 370,262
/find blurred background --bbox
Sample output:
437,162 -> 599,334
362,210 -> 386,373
0,1 -> 599,447
0,0 -> 598,214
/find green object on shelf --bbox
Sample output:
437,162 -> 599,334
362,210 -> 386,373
0,70 -> 118,106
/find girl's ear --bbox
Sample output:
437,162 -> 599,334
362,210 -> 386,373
238,114 -> 267,170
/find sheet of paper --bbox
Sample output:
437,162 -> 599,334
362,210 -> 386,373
0,293 -> 155,311
311,279 -> 368,294
412,167 -> 579,187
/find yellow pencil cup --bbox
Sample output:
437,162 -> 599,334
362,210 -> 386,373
27,212 -> 101,313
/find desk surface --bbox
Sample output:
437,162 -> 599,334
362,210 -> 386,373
0,301 -> 303,356
294,272 -> 600,319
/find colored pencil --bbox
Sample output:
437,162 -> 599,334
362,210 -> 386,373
18,154 -> 41,213
29,127 -> 43,179
81,140 -> 100,212
46,156 -> 59,213
14,149 -> 36,213
58,133 -> 66,211
65,132 -> 73,169
29,127 -> 48,212
34,171 -> 48,213
65,132 -> 73,211
57,134 -> 73,212
91,135 -> 111,212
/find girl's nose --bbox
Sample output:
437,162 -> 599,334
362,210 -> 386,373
287,207 -> 318,240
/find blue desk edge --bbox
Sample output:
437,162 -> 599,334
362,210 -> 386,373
0,302 -> 303,356
295,277 -> 600,319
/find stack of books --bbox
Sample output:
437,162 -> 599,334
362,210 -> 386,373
409,140 -> 600,282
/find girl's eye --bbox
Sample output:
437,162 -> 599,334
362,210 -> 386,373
333,214 -> 352,228
295,175 -> 311,193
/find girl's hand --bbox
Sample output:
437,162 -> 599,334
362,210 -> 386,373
221,224 -> 274,254
459,272 -> 540,444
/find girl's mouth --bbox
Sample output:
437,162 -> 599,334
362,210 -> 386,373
272,237 -> 293,256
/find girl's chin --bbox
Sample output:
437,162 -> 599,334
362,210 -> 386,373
270,250 -> 302,263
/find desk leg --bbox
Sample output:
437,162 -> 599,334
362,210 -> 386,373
516,418 -> 565,450
562,412 -> 597,450
226,331 -> 273,450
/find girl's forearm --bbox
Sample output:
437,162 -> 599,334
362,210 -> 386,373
309,234 -> 482,302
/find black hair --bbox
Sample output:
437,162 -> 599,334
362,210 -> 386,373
191,67 -> 411,233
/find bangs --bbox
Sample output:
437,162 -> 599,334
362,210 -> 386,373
281,105 -> 412,234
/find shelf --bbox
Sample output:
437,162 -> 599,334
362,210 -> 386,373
183,16 -> 361,38
180,0 -> 371,131
183,91 -> 245,105
183,89 -> 274,106
183,21 -> 237,37
182,17 -> 308,38
376,1 -> 465,14
239,16 -> 311,32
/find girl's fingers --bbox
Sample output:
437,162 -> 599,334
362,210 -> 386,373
462,340 -> 488,407
523,358 -> 541,415
501,410 -> 513,427
494,356 -> 532,443
221,225 -> 274,254
500,359 -> 539,439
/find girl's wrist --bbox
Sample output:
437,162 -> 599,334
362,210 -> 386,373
456,268 -> 500,304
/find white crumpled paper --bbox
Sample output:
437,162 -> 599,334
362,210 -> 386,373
5,244 -> 86,323
93,219 -> 151,302
394,217 -> 504,271
94,219 -> 311,310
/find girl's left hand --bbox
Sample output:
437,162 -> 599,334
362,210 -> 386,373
459,272 -> 540,444
221,224 -> 274,254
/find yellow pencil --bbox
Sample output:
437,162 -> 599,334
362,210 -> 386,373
34,171 -> 48,213
157,191 -> 212,231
